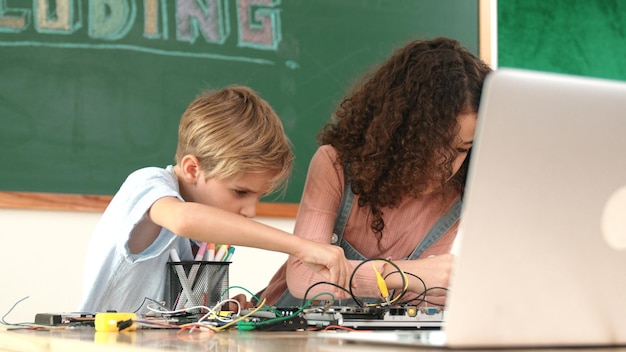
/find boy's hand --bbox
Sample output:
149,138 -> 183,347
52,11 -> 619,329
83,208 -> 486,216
295,242 -> 352,291
228,293 -> 255,311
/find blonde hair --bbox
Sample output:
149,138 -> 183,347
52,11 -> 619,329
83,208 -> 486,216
175,85 -> 294,196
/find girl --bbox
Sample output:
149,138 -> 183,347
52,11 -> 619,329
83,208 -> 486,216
260,37 -> 492,307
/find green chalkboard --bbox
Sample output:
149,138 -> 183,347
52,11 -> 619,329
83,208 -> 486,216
498,0 -> 626,82
0,0 -> 479,204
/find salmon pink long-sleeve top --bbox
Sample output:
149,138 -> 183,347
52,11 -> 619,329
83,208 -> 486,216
260,145 -> 459,305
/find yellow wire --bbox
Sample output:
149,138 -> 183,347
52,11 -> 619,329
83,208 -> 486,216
370,260 -> 410,306
372,262 -> 390,304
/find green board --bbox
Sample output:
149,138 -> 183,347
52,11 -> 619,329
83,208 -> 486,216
0,0 -> 479,203
498,0 -> 626,82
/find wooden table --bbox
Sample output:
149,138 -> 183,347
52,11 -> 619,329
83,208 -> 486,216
1,328 -> 407,352
3,327 -> 626,352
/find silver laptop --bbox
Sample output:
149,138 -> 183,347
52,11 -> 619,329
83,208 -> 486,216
319,68 -> 626,348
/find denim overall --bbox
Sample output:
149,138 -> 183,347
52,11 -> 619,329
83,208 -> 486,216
272,184 -> 462,308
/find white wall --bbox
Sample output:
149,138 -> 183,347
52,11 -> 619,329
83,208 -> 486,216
0,208 -> 291,324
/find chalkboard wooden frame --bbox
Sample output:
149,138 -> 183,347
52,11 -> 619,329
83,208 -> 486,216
0,0 -> 491,217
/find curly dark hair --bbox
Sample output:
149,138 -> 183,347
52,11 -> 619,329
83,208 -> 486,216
318,37 -> 492,244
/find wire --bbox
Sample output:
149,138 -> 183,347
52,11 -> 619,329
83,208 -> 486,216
390,271 -> 449,306
197,299 -> 241,323
236,293 -> 337,331
219,285 -> 257,300
407,287 -> 449,307
297,258 -> 410,309
384,269 -> 424,304
373,262 -> 390,305
374,260 -> 409,306
1,296 -> 93,330
142,285 -> 291,332
211,298 -> 266,332
350,258 -> 408,307
301,282 -> 346,307
322,325 -> 360,332
133,296 -> 168,314
1,296 -> 31,326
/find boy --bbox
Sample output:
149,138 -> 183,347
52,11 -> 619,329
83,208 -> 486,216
79,86 -> 351,314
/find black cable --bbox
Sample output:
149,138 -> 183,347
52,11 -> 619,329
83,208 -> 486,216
350,258 -> 407,307
300,281 -> 350,307
384,270 -> 426,304
393,271 -> 449,306
117,319 -> 134,331
301,258 -> 407,308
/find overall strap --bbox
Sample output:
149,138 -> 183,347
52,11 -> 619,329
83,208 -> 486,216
331,180 -> 462,260
406,198 -> 462,260
331,182 -> 355,246
330,181 -> 368,260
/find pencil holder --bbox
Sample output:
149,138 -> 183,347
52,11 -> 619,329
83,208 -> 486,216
165,261 -> 230,311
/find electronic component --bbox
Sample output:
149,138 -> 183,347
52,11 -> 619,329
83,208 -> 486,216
236,310 -> 308,332
299,311 -> 342,327
34,312 -> 95,326
325,306 -> 386,320
275,305 -> 444,330
95,312 -> 138,332
253,315 -> 308,331
339,305 -> 444,329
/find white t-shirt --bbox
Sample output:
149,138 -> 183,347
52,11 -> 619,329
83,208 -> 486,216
79,165 -> 196,314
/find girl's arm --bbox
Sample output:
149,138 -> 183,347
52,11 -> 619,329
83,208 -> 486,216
285,147 -> 454,301
382,254 -> 454,297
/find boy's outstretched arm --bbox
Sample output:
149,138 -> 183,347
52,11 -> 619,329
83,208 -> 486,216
148,196 -> 353,290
